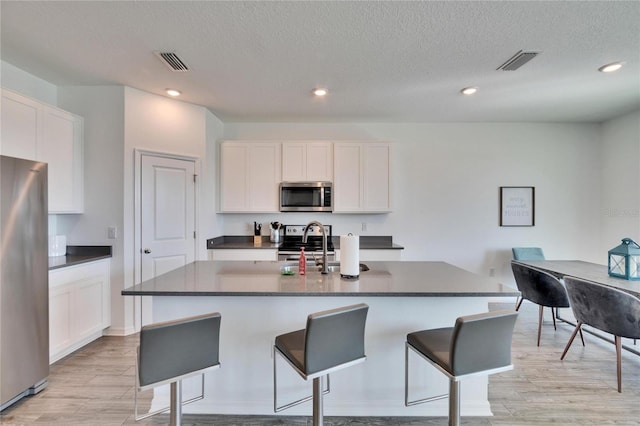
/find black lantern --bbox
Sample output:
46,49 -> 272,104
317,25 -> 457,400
608,238 -> 640,280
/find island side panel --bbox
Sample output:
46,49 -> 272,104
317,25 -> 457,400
147,295 -> 493,417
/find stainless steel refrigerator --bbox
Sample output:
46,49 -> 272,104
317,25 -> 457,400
0,155 -> 49,411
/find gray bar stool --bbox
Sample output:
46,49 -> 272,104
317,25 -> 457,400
273,303 -> 369,426
405,310 -> 518,426
135,312 -> 221,426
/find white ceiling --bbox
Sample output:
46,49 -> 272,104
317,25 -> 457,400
1,1 -> 639,123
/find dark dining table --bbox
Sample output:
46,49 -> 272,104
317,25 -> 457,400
513,259 -> 640,298
514,259 -> 640,355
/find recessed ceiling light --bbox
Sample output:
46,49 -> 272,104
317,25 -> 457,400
166,89 -> 181,97
598,62 -> 623,73
460,86 -> 478,96
313,88 -> 328,97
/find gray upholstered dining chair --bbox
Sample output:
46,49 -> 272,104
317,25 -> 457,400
511,247 -> 546,308
561,276 -> 640,393
273,303 -> 369,426
511,261 -> 582,347
405,310 -> 518,426
136,312 -> 221,426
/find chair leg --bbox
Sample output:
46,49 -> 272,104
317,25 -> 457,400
551,307 -> 557,330
515,296 -> 523,311
615,336 -> 622,393
537,305 -> 543,346
313,376 -> 324,426
169,380 -> 182,426
449,379 -> 460,426
561,322 -> 583,360
579,328 -> 585,346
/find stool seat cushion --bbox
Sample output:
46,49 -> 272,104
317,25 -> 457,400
407,327 -> 454,374
275,329 -> 306,372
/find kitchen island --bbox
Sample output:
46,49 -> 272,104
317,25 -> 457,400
122,261 -> 518,418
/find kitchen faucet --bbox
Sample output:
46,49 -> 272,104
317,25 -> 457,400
302,220 -> 329,274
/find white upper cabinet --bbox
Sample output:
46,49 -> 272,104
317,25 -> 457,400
282,141 -> 333,182
220,141 -> 281,212
1,89 -> 84,213
0,90 -> 40,160
333,142 -> 392,213
41,106 -> 84,213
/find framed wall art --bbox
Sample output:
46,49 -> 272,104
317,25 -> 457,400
500,186 -> 535,226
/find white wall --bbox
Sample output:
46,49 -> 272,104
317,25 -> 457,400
56,85 -> 127,334
205,111 -> 225,238
221,122 -> 603,286
1,60 -> 57,104
600,109 -> 640,253
122,87 -> 211,332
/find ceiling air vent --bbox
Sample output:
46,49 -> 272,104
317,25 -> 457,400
497,50 -> 540,71
154,51 -> 189,72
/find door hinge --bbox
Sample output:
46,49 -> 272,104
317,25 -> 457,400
193,174 -> 197,183
194,231 -> 196,239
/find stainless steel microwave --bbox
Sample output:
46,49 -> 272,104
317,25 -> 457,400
280,182 -> 333,212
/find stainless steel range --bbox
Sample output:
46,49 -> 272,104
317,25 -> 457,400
277,224 -> 335,262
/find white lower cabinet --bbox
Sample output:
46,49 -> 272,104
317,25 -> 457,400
208,249 -> 278,261
335,249 -> 402,261
49,259 -> 110,364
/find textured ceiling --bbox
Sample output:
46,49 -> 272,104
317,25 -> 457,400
1,1 -> 639,123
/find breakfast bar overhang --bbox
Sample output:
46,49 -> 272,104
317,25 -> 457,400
122,261 -> 519,418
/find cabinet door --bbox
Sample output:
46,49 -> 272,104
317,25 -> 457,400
49,284 -> 74,358
334,142 -> 391,213
363,143 -> 391,212
220,141 -> 280,212
306,142 -> 333,181
333,143 -> 363,212
75,277 -> 106,340
247,143 -> 280,212
41,106 -> 84,213
282,142 -> 306,181
0,89 -> 40,160
282,141 -> 333,182
220,143 -> 248,211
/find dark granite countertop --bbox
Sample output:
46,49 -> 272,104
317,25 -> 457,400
206,235 -> 404,250
49,245 -> 113,270
122,260 -> 516,297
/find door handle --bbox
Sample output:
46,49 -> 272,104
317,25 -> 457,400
143,248 -> 151,254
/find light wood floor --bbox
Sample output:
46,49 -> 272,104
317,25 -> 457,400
3,302 -> 640,425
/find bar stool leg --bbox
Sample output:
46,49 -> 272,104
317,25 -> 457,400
449,379 -> 460,426
169,381 -> 182,426
313,376 -> 324,426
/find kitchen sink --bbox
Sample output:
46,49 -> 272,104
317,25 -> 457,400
280,262 -> 369,275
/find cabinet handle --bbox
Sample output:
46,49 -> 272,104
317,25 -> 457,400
143,248 -> 151,254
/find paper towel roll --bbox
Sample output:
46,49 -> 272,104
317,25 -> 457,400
340,234 -> 360,278
48,235 -> 67,257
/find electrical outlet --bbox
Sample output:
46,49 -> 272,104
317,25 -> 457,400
108,226 -> 117,239
361,222 -> 367,232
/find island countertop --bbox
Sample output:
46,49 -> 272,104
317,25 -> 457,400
121,260 -> 518,297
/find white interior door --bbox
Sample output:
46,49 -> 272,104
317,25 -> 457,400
141,155 -> 196,283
